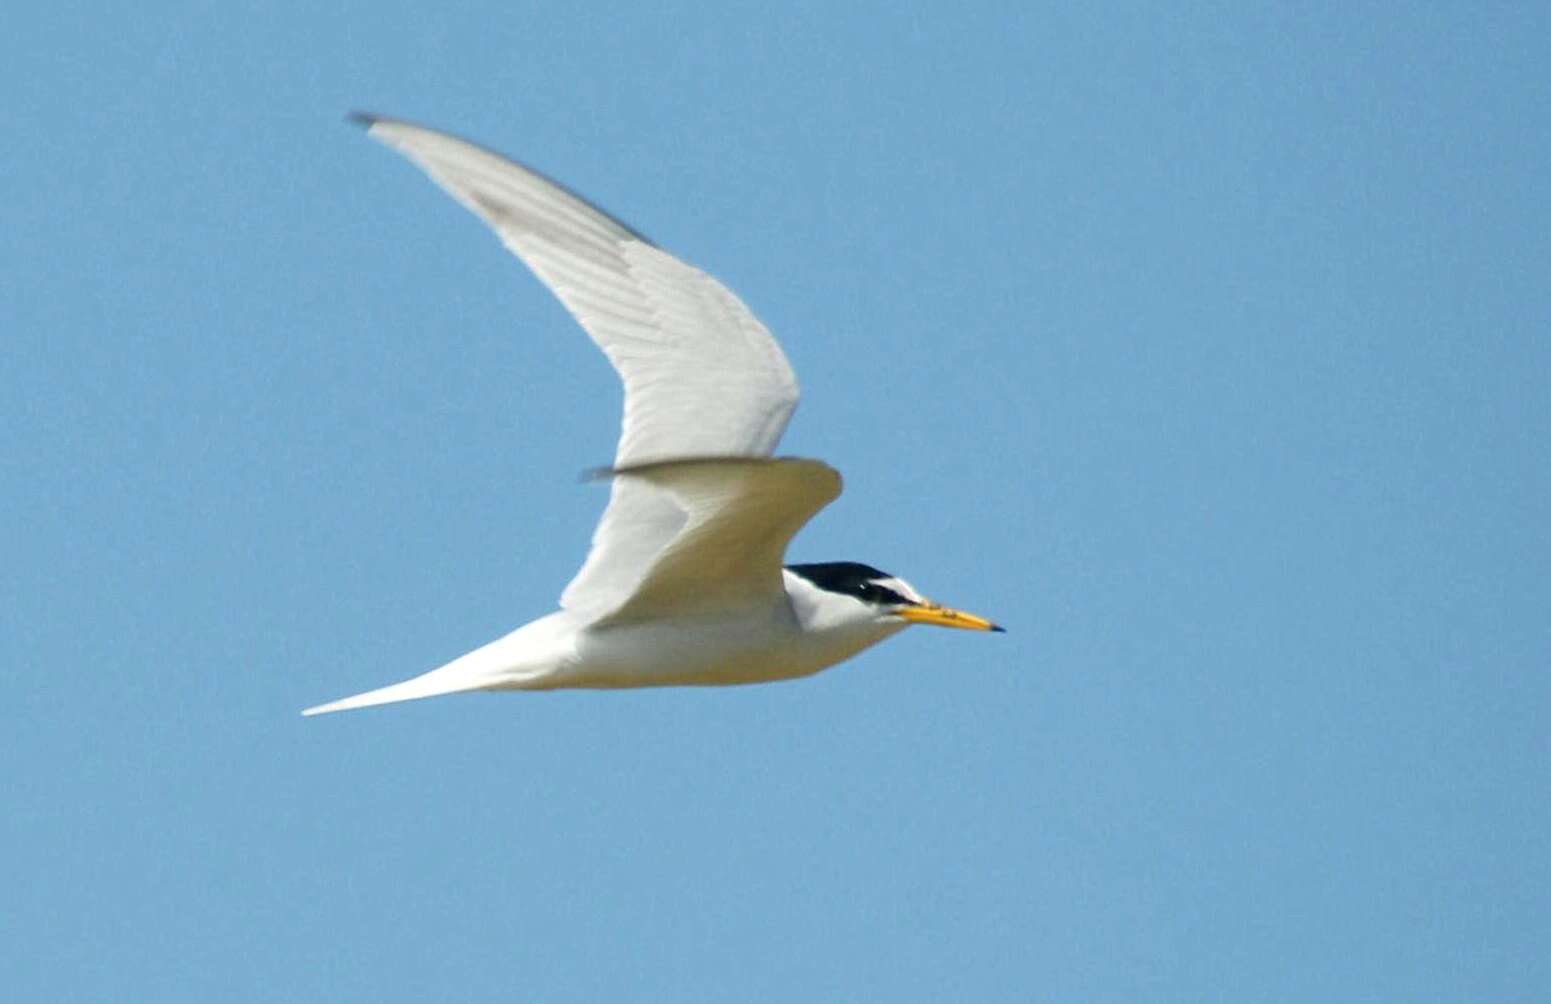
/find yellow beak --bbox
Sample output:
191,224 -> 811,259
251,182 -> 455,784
895,603 -> 1005,633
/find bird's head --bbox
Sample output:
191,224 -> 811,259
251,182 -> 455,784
785,561 -> 1004,633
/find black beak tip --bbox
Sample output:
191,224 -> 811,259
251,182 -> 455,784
990,624 -> 1007,633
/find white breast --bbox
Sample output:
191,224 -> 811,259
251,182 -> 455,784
543,583 -> 906,689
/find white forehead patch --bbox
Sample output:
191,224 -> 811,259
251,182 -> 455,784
871,576 -> 925,605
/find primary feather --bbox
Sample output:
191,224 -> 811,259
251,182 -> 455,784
355,115 -> 800,621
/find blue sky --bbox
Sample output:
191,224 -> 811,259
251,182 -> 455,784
5,3 -> 1548,1000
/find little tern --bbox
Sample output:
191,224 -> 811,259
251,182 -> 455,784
303,114 -> 1002,716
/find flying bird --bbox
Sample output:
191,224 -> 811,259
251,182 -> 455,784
303,114 -> 1002,716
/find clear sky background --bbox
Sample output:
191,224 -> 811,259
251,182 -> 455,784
5,3 -> 1548,1000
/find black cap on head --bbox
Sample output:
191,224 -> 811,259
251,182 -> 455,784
786,562 -> 911,606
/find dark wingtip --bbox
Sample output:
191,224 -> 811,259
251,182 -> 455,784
345,110 -> 381,129
990,624 -> 1007,633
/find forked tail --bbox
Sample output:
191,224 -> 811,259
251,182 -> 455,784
301,668 -> 493,716
302,618 -> 568,716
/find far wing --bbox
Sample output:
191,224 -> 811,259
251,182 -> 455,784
354,115 -> 801,618
590,458 -> 842,626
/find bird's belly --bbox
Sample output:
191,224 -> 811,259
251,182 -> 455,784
553,616 -> 870,689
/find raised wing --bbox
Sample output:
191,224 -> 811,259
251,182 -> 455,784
355,115 -> 801,619
591,458 -> 842,625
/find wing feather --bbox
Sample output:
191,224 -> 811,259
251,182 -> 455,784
355,115 -> 802,620
592,458 -> 842,626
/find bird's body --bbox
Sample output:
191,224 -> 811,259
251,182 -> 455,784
528,569 -> 910,691
303,115 -> 999,717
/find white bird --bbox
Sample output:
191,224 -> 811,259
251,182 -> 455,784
303,114 -> 1002,717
